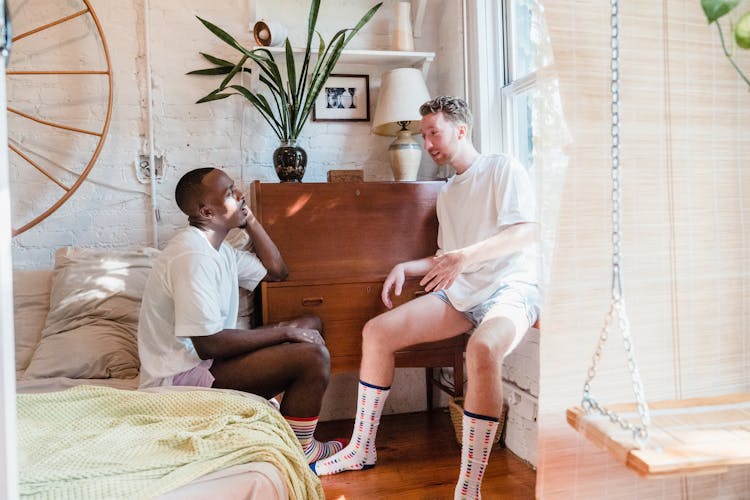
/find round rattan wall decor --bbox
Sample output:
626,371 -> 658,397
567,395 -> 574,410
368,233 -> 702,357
7,0 -> 113,236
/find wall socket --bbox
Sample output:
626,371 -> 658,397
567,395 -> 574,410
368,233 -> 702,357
135,154 -> 165,183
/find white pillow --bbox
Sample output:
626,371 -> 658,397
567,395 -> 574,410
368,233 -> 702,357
23,247 -> 159,380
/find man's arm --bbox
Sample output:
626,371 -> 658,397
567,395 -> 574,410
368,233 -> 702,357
381,256 -> 435,308
190,324 -> 323,360
420,221 -> 538,292
243,212 -> 288,281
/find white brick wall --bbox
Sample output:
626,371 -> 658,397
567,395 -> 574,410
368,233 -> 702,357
10,0 -> 460,268
503,327 -> 540,466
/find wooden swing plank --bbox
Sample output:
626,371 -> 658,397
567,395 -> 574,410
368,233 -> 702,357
566,393 -> 750,477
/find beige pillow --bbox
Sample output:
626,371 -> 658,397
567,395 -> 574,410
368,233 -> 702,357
13,270 -> 53,374
23,247 -> 159,380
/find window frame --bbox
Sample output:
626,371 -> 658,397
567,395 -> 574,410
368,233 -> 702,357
464,0 -> 539,167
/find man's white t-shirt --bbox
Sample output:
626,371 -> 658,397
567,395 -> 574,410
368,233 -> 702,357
437,153 -> 538,311
138,226 -> 267,387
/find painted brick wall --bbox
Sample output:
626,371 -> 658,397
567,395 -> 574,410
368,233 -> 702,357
10,0 -> 462,267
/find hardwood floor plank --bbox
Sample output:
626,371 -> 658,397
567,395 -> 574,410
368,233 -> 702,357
316,410 -> 536,499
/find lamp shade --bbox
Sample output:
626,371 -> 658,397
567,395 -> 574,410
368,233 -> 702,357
372,68 -> 431,136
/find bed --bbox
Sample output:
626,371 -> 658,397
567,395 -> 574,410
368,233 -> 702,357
13,246 -> 323,499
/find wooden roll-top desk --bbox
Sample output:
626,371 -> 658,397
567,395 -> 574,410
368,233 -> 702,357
250,180 -> 465,405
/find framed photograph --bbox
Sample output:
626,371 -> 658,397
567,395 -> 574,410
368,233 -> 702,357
313,74 -> 370,122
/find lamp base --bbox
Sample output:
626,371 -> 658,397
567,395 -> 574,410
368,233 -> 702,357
388,130 -> 422,181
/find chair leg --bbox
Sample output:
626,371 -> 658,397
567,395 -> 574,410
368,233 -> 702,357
454,351 -> 464,399
425,367 -> 434,411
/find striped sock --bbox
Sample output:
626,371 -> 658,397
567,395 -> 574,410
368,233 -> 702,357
285,416 -> 347,464
311,380 -> 390,475
454,410 -> 499,500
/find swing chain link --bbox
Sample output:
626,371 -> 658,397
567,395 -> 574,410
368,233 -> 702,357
580,0 -> 651,449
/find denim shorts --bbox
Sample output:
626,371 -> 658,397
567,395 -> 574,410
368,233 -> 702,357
433,282 -> 540,329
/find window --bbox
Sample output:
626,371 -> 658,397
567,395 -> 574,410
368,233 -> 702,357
465,0 -> 550,169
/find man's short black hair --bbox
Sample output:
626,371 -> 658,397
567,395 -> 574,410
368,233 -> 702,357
175,167 -> 214,216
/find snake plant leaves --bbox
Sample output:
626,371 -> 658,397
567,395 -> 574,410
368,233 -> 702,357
190,1 -> 382,142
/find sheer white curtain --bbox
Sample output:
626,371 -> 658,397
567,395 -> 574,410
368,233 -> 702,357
535,0 -> 750,497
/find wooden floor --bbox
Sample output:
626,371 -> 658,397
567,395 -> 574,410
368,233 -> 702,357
316,409 -> 536,499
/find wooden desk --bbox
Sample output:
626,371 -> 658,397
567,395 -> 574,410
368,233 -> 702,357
251,180 -> 465,404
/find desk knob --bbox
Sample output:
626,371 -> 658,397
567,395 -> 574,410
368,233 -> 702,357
302,297 -> 324,307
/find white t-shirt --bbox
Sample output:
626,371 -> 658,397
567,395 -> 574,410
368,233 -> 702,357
437,153 -> 538,311
138,226 -> 267,387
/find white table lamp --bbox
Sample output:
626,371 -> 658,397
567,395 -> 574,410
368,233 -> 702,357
372,68 -> 430,181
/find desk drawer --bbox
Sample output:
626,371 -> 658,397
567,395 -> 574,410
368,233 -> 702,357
262,280 -> 427,370
263,281 -> 425,321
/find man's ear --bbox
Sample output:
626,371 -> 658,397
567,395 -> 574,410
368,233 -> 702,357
198,204 -> 213,219
457,123 -> 468,140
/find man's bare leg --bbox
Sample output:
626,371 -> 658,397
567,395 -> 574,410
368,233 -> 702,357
313,295 -> 472,475
211,317 -> 345,462
456,309 -> 529,499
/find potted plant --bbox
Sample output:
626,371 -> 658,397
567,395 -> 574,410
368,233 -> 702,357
189,0 -> 382,182
701,0 -> 750,88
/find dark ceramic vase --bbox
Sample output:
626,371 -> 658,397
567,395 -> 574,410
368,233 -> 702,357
273,140 -> 307,182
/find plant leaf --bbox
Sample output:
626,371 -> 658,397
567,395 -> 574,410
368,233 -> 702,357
701,0 -> 741,23
284,39 -> 299,135
343,2 -> 382,45
219,56 -> 249,89
294,2 -> 383,137
192,2 -> 383,143
199,52 -> 235,67
187,67 -> 235,75
228,85 -> 285,140
196,16 -> 253,56
736,11 -> 750,48
196,91 -> 234,103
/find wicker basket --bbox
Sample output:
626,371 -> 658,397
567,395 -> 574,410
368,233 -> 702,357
448,397 -> 505,445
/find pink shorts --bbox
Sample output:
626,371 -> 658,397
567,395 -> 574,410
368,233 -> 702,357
172,359 -> 215,387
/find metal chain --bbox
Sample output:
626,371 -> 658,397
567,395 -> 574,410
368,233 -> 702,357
580,0 -> 651,448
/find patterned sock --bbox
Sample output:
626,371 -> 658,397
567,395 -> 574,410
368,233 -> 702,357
311,380 -> 391,475
285,416 -> 348,464
454,410 -> 499,500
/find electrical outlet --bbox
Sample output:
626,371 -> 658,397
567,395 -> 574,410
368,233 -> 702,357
135,154 -> 165,183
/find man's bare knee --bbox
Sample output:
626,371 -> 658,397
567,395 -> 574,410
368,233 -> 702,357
299,342 -> 331,375
362,316 -> 393,351
466,317 -> 517,365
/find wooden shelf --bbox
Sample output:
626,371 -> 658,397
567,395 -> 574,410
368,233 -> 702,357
255,46 -> 435,76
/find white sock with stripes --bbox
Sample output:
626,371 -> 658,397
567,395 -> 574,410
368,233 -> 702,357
454,410 -> 499,499
285,416 -> 347,464
311,380 -> 390,475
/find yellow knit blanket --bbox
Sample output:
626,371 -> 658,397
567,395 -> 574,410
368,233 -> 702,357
17,385 -> 323,500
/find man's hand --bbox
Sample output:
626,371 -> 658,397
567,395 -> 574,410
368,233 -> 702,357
419,251 -> 467,292
284,327 -> 325,345
381,263 -> 406,309
238,204 -> 256,229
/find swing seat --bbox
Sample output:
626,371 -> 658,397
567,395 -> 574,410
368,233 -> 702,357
566,393 -> 750,477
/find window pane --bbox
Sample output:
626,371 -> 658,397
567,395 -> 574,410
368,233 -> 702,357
509,0 -> 551,80
510,0 -> 536,78
509,88 -> 535,168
